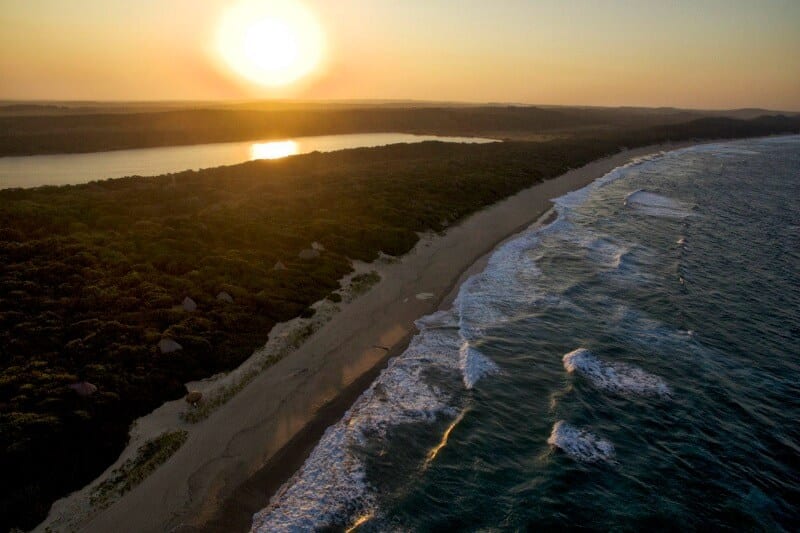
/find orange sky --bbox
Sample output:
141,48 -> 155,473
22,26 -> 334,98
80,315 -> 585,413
2,0 -> 799,110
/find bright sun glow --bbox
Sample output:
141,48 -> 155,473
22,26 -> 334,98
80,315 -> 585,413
217,0 -> 324,87
251,140 -> 298,159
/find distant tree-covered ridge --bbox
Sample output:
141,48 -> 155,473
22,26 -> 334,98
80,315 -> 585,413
1,116 -> 799,530
1,104 -> 781,156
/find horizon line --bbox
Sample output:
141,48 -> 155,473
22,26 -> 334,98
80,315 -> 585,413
1,98 -> 799,114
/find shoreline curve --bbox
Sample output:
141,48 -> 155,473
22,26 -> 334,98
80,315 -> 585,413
36,140 -> 702,533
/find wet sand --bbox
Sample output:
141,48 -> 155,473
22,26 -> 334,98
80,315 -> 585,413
40,142 -> 695,533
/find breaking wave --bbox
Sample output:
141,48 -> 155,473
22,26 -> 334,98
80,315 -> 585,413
253,231 -> 530,530
547,421 -> 615,463
624,189 -> 693,218
253,148 -> 707,530
252,326 -> 463,531
562,348 -> 671,398
460,342 -> 500,389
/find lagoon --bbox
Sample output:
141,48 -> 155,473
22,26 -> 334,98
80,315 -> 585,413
0,132 -> 496,189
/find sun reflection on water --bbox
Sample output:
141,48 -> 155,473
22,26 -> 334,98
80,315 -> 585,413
251,140 -> 299,160
345,513 -> 374,532
424,407 -> 470,467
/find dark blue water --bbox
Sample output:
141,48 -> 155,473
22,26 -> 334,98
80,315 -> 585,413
253,136 -> 800,531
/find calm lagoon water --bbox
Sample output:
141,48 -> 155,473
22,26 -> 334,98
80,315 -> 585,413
0,132 -> 495,189
253,135 -> 800,531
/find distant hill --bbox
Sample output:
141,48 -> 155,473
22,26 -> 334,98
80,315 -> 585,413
1,103 -> 798,157
0,103 -> 72,115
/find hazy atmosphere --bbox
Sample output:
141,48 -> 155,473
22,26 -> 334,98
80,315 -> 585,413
2,0 -> 799,109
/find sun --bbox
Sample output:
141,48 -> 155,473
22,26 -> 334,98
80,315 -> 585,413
217,0 -> 324,88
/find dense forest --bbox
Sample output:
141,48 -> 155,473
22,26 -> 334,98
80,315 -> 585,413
1,115 -> 799,530
0,104 -> 749,156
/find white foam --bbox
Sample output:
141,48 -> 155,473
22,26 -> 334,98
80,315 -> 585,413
451,151 -> 671,342
562,348 -> 671,398
252,419 -> 371,532
455,276 -> 517,339
252,327 -> 462,531
547,421 -> 615,463
553,229 -> 632,269
625,190 -> 692,219
453,238 -> 541,340
553,152 -> 665,211
684,144 -> 761,157
459,342 -> 500,389
414,309 -> 458,330
253,151 -> 682,529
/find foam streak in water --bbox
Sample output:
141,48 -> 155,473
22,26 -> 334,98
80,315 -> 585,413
625,189 -> 692,218
553,152 -> 666,211
251,327 -> 462,531
548,421 -> 615,463
460,342 -> 500,389
563,348 -> 671,398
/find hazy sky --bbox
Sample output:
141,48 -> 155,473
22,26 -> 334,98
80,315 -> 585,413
2,0 -> 799,109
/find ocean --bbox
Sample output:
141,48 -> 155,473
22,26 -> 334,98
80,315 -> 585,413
252,136 -> 800,531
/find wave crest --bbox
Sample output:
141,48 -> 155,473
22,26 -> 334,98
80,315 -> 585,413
563,348 -> 671,398
252,327 -> 462,531
547,421 -> 615,463
459,342 -> 500,389
625,190 -> 692,218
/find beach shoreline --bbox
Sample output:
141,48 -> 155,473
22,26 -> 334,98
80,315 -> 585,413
36,140 -> 701,533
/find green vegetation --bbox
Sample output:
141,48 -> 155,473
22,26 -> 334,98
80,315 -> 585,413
349,271 -> 382,299
0,114 -> 799,531
179,370 -> 260,424
89,430 -> 188,509
0,104 -> 784,156
180,316 -> 320,424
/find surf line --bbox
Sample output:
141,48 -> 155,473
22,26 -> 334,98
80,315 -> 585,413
424,407 -> 471,468
345,512 -> 375,533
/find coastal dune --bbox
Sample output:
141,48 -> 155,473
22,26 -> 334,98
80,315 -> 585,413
38,142 -> 694,533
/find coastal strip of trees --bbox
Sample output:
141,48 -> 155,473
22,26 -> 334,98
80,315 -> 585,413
0,104 -> 731,156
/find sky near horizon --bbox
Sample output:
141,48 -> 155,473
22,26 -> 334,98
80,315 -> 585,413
1,0 -> 799,110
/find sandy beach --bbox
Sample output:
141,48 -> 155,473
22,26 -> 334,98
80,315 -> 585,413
36,141 -> 697,533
